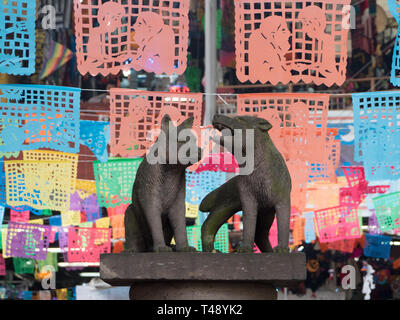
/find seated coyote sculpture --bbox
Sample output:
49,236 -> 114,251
124,115 -> 202,252
200,115 -> 292,253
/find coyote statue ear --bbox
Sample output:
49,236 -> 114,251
258,119 -> 273,132
179,117 -> 194,129
161,114 -> 172,132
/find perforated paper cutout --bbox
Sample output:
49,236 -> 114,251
13,257 -> 34,274
67,227 -> 111,263
234,0 -> 350,86
343,166 -> 368,189
23,150 -> 79,191
292,216 -> 306,246
79,222 -> 94,228
94,158 -> 143,208
36,252 -> 58,274
213,224 -> 230,253
0,151 -> 20,159
0,158 -> 5,206
389,0 -> 400,86
340,167 -> 369,207
58,227 -> 69,261
186,126 -> 221,173
186,224 -> 229,253
48,226 -> 58,244
61,210 -> 81,227
340,166 -> 390,208
237,93 -> 339,210
5,222 -> 51,260
314,206 -> 361,243
70,192 -> 82,212
198,211 -> 209,226
185,227 -> 199,251
373,192 -> 400,232
353,91 -> 400,180
0,254 -> 5,276
110,89 -> 203,158
269,218 -> 278,249
10,210 -> 30,223
0,85 -> 81,155
368,211 -> 382,235
286,159 -> 308,212
186,170 -> 227,207
9,206 -> 46,216
364,234 -> 391,259
5,160 -> 73,211
31,208 -> 51,216
0,0 -> 36,75
236,93 -> 338,187
110,214 -> 125,239
82,194 -> 101,222
95,217 -> 110,229
307,133 -> 341,183
290,206 -> 301,231
80,120 -> 110,163
304,211 -> 316,243
307,178 -> 348,210
1,228 -> 7,257
340,187 -> 367,209
0,205 -> 4,226
327,239 -> 355,253
233,214 -> 241,231
364,162 -> 400,181
75,179 -> 97,200
107,203 -> 129,217
237,93 -> 330,160
185,202 -> 199,219
194,153 -> 239,173
74,0 -> 190,76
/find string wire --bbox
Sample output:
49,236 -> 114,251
78,87 -> 365,97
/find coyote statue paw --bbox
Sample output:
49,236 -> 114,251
273,246 -> 290,254
176,246 -> 197,253
236,244 -> 254,253
155,246 -> 173,253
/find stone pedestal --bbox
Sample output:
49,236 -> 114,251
100,253 -> 306,300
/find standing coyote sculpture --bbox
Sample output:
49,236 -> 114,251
201,115 -> 292,253
124,115 -> 202,252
